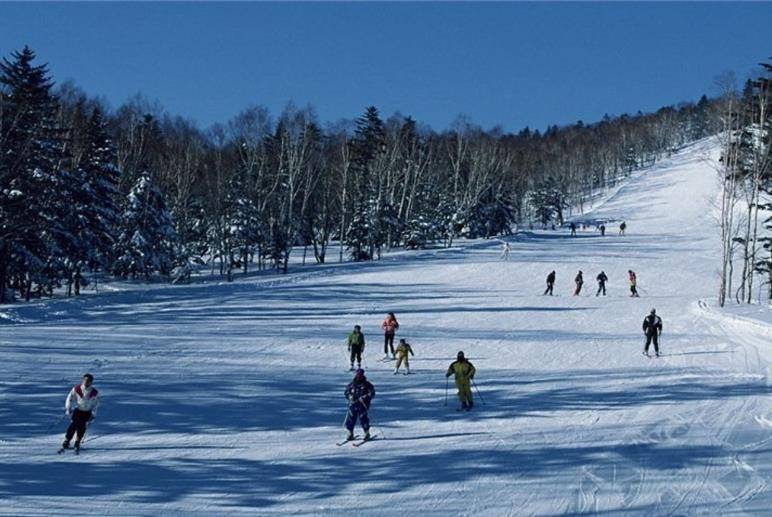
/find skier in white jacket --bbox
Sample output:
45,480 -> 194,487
62,373 -> 99,451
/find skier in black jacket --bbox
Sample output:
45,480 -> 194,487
544,271 -> 556,296
596,271 -> 608,296
642,308 -> 663,357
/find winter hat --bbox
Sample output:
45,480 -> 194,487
354,369 -> 366,382
457,351 -> 465,360
399,338 -> 406,344
650,308 -> 656,315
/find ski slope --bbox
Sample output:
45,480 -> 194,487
1,138 -> 770,515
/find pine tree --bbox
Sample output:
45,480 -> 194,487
0,47 -> 69,301
112,174 -> 178,279
346,106 -> 386,260
64,107 -> 120,294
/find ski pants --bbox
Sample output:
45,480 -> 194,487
65,409 -> 91,444
544,283 -> 554,296
345,403 -> 370,432
644,332 -> 659,354
574,283 -> 583,296
384,333 -> 395,355
455,379 -> 473,406
596,283 -> 606,296
396,353 -> 410,370
350,345 -> 363,366
630,285 -> 639,297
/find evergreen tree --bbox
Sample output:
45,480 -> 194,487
346,106 -> 386,260
0,47 -> 68,301
64,107 -> 120,293
112,174 -> 178,279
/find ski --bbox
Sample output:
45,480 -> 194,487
336,435 -> 359,446
352,434 -> 378,447
57,447 -> 67,454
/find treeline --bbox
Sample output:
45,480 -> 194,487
716,60 -> 772,306
1,47 -> 721,303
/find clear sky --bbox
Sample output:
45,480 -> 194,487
1,2 -> 770,132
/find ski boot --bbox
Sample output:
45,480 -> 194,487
393,368 -> 399,375
346,431 -> 355,441
363,431 -> 371,441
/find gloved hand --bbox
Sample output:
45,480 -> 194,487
88,415 -> 95,422
65,410 -> 71,417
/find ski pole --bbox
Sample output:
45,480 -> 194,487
364,402 -> 386,440
444,376 -> 449,406
47,413 -> 67,430
471,378 -> 486,405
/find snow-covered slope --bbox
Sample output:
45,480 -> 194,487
1,138 -> 770,515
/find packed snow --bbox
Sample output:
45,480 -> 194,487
0,138 -> 770,515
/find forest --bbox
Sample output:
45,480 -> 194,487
0,46 -> 726,303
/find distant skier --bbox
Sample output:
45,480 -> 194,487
642,308 -> 663,357
394,338 -> 415,375
569,222 -> 577,236
544,270 -> 556,296
619,221 -> 627,235
61,373 -> 99,453
347,325 -> 366,370
501,242 -> 511,261
600,224 -> 606,236
445,351 -> 476,410
628,270 -> 640,297
381,312 -> 399,359
344,369 -> 375,441
573,270 -> 584,296
596,271 -> 608,296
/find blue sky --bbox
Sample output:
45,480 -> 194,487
1,2 -> 769,132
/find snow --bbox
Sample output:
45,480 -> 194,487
1,138 -> 770,515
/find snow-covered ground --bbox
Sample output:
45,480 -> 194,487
1,138 -> 770,515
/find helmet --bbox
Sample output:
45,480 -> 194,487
354,369 -> 366,382
457,351 -> 465,360
650,308 -> 656,315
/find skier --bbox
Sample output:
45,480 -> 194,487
642,308 -> 663,357
381,312 -> 399,359
347,325 -> 366,371
600,224 -> 606,236
501,242 -> 511,261
544,270 -> 556,296
573,270 -> 584,296
596,271 -> 608,296
61,373 -> 99,453
569,222 -> 577,236
394,338 -> 415,375
628,270 -> 640,297
344,369 -> 375,441
445,351 -> 476,410
619,221 -> 627,235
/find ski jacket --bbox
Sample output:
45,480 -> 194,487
546,273 -> 556,284
642,315 -> 663,336
347,331 -> 365,350
381,317 -> 399,335
396,342 -> 414,357
446,360 -> 476,382
345,380 -> 375,409
597,273 -> 608,284
65,384 -> 99,414
575,273 -> 583,285
629,272 -> 637,286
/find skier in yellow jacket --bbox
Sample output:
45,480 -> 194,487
445,351 -> 476,410
394,339 -> 415,375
